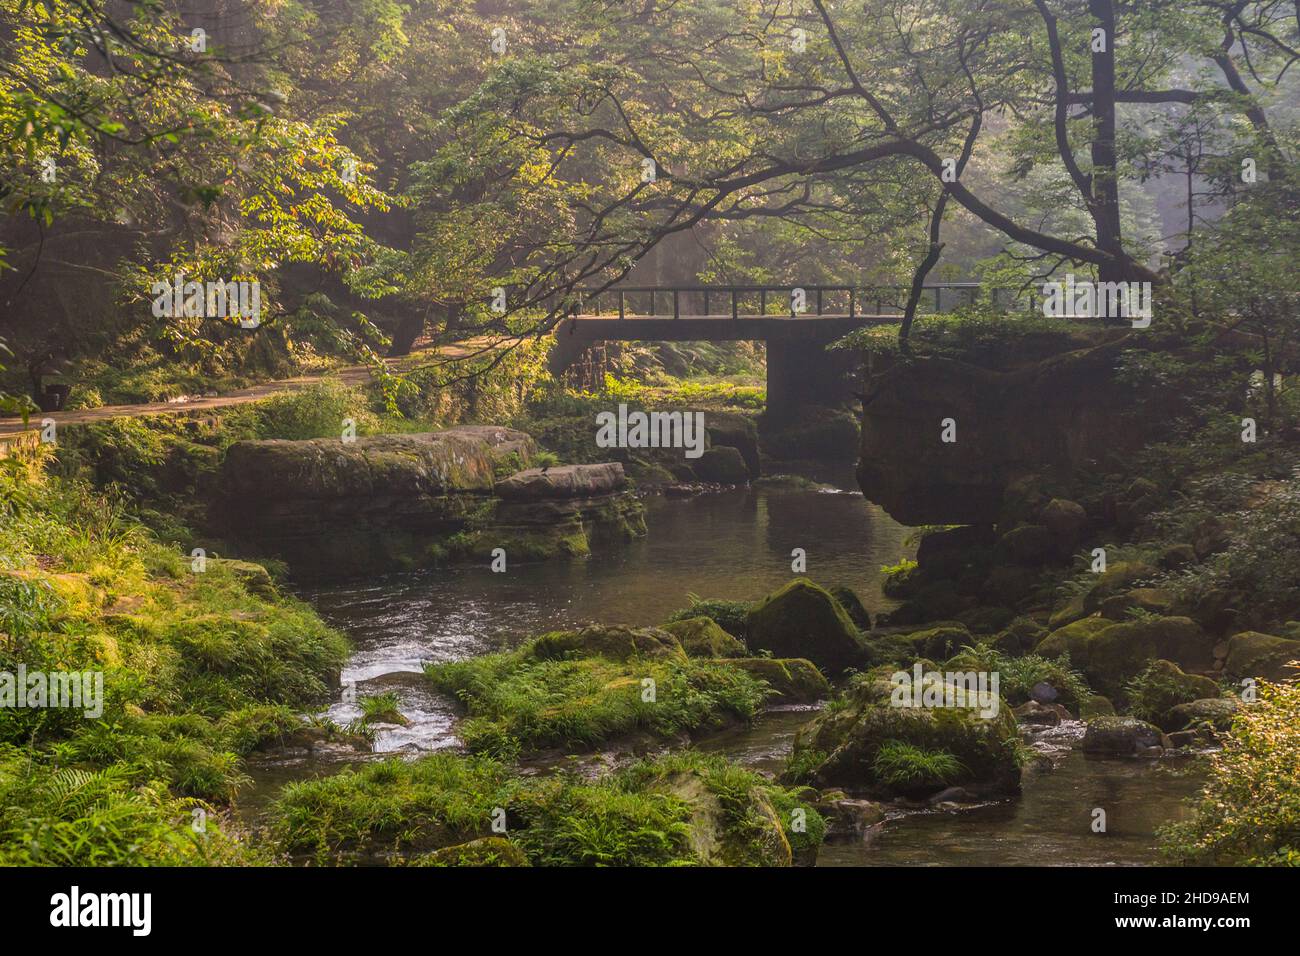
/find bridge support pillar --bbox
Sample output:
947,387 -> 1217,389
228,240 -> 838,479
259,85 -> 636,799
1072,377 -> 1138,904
764,331 -> 859,420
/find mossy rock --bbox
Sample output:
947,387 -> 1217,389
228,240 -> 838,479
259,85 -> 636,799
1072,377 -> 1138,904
1098,587 -> 1175,621
722,658 -> 831,704
1223,631 -> 1300,681
745,578 -> 868,676
651,770 -> 792,867
528,624 -> 686,663
880,563 -> 921,600
414,837 -> 530,867
1080,561 -> 1158,614
1039,615 -> 1212,698
786,678 -> 1021,798
828,585 -> 872,628
1129,660 -> 1222,730
1048,593 -> 1088,629
904,623 -> 975,660
211,558 -> 277,598
1079,694 -> 1115,719
692,446 -> 749,484
989,616 -> 1048,656
1081,716 -> 1169,755
1166,697 -> 1240,732
663,617 -> 747,658
956,605 -> 1016,635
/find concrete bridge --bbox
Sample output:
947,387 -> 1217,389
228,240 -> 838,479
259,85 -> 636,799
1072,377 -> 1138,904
548,283 -> 1008,412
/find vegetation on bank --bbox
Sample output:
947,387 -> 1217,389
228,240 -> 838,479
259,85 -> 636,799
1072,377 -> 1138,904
0,451 -> 349,864
272,750 -> 822,867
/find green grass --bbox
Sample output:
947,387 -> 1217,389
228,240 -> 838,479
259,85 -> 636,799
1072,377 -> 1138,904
871,740 -> 965,790
425,640 -> 767,757
664,595 -> 752,639
0,458 -> 349,862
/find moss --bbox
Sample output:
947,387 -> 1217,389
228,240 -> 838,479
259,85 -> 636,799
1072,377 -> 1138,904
1041,616 -> 1214,699
1223,631 -> 1300,681
745,578 -> 868,676
425,631 -> 766,756
786,677 -> 1021,797
274,750 -> 821,866
722,658 -> 831,704
412,837 -> 530,867
664,597 -> 751,639
663,616 -> 746,658
1125,660 -> 1222,729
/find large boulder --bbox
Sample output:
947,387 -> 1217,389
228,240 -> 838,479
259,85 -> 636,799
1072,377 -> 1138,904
856,334 -> 1171,525
1130,660 -> 1222,730
495,462 -> 626,500
1223,631 -> 1300,681
745,579 -> 869,676
786,678 -> 1021,798
1038,615 -> 1213,698
216,426 -> 643,579
663,617 -> 747,658
1081,561 -> 1159,614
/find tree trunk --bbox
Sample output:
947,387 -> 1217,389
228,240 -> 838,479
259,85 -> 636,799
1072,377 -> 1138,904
1088,0 -> 1125,284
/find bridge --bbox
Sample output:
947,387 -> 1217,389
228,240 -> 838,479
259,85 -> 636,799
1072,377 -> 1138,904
549,283 -> 1027,411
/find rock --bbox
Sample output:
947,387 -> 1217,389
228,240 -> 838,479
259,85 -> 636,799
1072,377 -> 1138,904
1188,588 -> 1242,634
915,525 -> 996,578
745,578 -> 869,676
690,445 -> 749,484
1159,543 -> 1197,571
1098,587 -> 1175,621
995,524 -> 1054,565
216,426 -> 643,579
1079,694 -> 1115,719
786,677 -> 1021,798
212,558 -> 277,597
652,770 -> 792,866
495,462 -> 626,500
1192,516 -> 1232,559
721,658 -> 831,704
1039,498 -> 1087,541
1166,697 -> 1240,732
1224,631 -> 1300,681
1131,660 -> 1221,730
1081,561 -> 1158,614
1039,615 -> 1213,698
663,616 -> 747,658
989,616 -> 1048,655
855,336 -> 1175,525
1082,716 -> 1169,755
1029,681 -> 1059,704
1048,594 -> 1089,629
955,605 -> 1016,635
1014,700 -> 1060,726
1125,477 -> 1159,502
928,786 -> 976,805
1167,730 -> 1199,748
905,623 -> 975,660
980,566 -> 1040,607
829,586 -> 872,629
529,624 -> 685,663
824,798 -> 886,838
704,412 -> 760,479
414,837 -> 530,867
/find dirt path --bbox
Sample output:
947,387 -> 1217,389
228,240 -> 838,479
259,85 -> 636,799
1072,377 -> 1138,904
0,341 -> 492,437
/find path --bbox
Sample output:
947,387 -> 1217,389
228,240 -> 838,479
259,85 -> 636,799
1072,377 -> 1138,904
0,340 -> 491,438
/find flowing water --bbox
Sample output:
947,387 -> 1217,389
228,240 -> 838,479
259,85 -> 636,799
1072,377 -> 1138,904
248,465 -> 1205,865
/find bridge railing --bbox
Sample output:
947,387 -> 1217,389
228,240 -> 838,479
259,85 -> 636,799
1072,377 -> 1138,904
569,283 -> 1035,319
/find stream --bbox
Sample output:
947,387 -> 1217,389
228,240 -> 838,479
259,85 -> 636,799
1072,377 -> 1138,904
245,464 -> 1205,865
